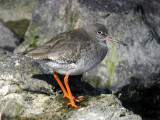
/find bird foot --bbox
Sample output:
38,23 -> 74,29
54,72 -> 83,107
73,96 -> 83,102
64,94 -> 83,102
67,102 -> 78,108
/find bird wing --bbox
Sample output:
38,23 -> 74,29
25,29 -> 92,64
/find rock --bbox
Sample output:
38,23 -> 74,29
115,76 -> 160,120
104,10 -> 160,92
14,0 -> 135,53
136,0 -> 160,39
0,0 -> 36,44
0,21 -> 19,52
68,94 -> 142,120
0,0 -> 37,22
0,49 -> 141,119
13,0 -> 160,119
3,19 -> 30,44
15,0 -> 160,91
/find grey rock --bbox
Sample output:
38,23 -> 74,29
13,0 -> 160,119
0,0 -> 37,45
15,0 -> 160,92
0,21 -> 19,52
14,0 -> 135,53
0,0 -> 37,22
0,49 -> 59,119
0,49 -> 141,119
97,10 -> 160,92
68,94 -> 142,120
115,78 -> 160,120
137,0 -> 160,39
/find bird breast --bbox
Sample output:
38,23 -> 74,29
78,43 -> 108,73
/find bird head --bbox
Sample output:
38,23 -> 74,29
85,24 -> 127,46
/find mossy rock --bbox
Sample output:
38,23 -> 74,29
4,19 -> 30,43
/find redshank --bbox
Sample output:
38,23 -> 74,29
25,24 -> 127,107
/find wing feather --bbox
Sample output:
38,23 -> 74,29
25,28 -> 92,63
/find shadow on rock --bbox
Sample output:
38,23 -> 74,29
32,73 -> 112,98
116,76 -> 160,120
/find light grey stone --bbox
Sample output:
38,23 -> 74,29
0,49 -> 141,119
0,0 -> 37,22
0,21 -> 19,51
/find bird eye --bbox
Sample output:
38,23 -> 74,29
97,31 -> 103,35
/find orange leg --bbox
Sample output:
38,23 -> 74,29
64,72 -> 78,107
64,73 -> 83,101
53,72 -> 68,98
53,72 -> 83,107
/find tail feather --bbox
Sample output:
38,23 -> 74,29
24,45 -> 50,60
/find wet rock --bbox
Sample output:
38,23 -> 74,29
0,21 -> 19,52
0,49 -> 141,119
116,77 -> 160,120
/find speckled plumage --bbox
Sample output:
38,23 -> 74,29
25,23 -> 128,107
25,24 -> 110,75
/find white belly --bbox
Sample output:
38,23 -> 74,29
46,45 -> 108,75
